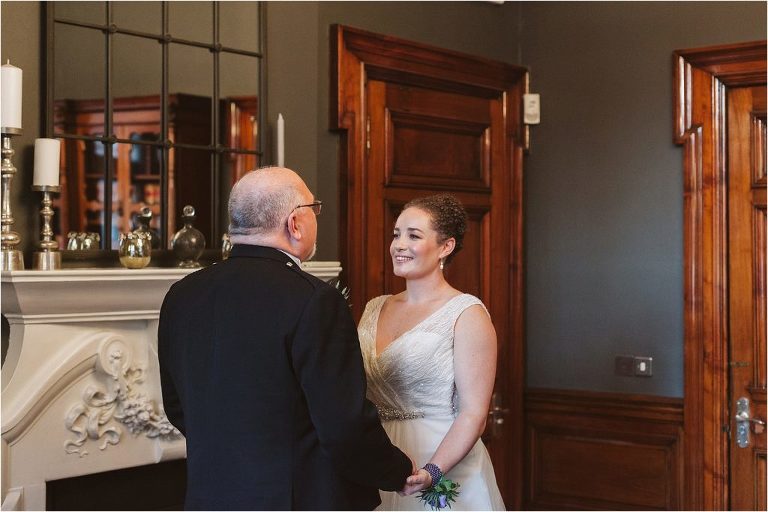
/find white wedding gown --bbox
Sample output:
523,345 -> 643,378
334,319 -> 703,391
358,294 -> 506,511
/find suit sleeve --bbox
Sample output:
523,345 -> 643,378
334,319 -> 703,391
158,293 -> 186,436
291,284 -> 412,491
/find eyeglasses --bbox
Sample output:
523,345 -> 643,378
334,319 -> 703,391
294,200 -> 322,216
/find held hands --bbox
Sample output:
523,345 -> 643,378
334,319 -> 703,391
399,468 -> 432,496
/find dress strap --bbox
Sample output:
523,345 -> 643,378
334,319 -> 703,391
445,293 -> 489,318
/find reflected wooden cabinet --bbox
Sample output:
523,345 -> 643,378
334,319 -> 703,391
54,94 -> 257,248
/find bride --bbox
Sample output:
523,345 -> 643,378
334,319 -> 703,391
357,194 -> 505,511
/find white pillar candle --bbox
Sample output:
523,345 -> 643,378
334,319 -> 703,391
33,138 -> 61,187
277,113 -> 285,167
1,60 -> 23,130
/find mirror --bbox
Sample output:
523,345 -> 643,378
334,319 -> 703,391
46,1 -> 264,252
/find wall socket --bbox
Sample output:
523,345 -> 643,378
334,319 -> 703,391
615,355 -> 653,377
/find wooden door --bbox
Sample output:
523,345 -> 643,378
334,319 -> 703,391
332,25 -> 527,507
674,40 -> 766,509
727,85 -> 767,511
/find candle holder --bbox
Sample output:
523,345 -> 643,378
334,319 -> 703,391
32,184 -> 61,270
1,128 -> 24,271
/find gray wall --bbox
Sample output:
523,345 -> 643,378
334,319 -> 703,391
520,1 -> 764,396
2,1 -> 765,397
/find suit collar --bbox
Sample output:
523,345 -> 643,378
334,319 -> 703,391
230,244 -> 300,267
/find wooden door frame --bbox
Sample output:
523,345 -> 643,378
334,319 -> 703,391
673,40 -> 766,510
330,24 -> 528,508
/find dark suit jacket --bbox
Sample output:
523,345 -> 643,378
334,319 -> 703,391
158,244 -> 411,510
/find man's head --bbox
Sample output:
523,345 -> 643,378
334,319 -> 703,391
228,166 -> 318,261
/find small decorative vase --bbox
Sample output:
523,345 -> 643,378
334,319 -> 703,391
134,206 -> 160,249
119,231 -> 152,269
81,232 -> 101,250
66,232 -> 79,250
66,231 -> 101,250
171,205 -> 206,268
221,233 -> 232,260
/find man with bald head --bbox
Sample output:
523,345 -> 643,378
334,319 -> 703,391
159,167 -> 413,510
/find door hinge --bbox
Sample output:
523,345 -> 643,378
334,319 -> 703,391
365,116 -> 371,153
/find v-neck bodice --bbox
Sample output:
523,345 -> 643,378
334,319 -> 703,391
358,293 -> 487,420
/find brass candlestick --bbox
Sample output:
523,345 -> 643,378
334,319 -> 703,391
32,185 -> 61,270
1,128 -> 24,271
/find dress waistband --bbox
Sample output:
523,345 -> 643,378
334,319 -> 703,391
376,405 -> 424,421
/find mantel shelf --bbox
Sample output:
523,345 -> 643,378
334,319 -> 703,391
1,261 -> 342,324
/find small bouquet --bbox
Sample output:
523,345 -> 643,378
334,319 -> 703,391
418,476 -> 460,510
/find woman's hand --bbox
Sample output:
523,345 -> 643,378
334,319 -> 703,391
399,468 -> 432,496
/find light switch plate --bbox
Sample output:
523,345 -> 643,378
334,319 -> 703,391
634,356 -> 653,377
523,93 -> 540,124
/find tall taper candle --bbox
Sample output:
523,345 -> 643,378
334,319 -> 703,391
33,138 -> 61,187
277,113 -> 285,167
1,61 -> 22,130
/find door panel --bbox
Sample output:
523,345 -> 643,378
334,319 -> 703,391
388,113 -> 488,187
384,86 -> 491,191
728,85 -> 767,511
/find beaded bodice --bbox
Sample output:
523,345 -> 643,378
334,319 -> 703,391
358,294 -> 487,421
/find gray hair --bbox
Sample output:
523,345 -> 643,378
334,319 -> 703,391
228,167 -> 302,236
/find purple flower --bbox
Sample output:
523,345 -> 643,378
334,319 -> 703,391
438,495 -> 447,508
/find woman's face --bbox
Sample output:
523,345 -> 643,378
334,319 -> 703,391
390,207 -> 451,279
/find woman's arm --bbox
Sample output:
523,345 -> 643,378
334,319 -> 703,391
406,303 -> 497,489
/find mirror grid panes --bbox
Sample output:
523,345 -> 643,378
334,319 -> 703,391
112,1 -> 162,34
53,24 -> 105,136
168,1 -> 213,44
46,1 -> 264,252
52,1 -> 105,26
220,52 -> 260,151
219,2 -> 260,52
113,33 -> 162,103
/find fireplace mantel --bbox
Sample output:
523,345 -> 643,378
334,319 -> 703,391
1,262 -> 341,510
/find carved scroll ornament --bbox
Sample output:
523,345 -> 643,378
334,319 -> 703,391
64,337 -> 181,456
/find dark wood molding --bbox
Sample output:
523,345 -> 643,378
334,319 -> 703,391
525,388 -> 684,510
673,39 -> 767,511
526,388 -> 684,423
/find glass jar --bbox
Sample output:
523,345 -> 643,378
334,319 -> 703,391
134,206 -> 161,249
171,205 -> 206,268
119,231 -> 152,269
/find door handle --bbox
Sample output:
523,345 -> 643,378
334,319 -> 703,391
488,404 -> 510,425
488,392 -> 510,425
484,392 -> 510,441
735,411 -> 766,425
735,397 -> 766,448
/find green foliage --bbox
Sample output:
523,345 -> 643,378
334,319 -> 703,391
418,477 -> 460,510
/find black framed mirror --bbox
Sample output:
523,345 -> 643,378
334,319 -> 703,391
44,1 -> 265,255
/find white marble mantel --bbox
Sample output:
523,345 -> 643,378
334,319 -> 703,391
1,262 -> 341,511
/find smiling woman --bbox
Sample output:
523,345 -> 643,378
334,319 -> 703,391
358,193 -> 505,510
44,1 -> 265,254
